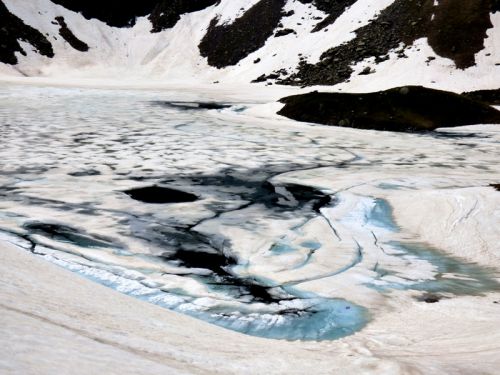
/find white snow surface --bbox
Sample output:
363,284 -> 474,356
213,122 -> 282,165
3,239 -> 499,375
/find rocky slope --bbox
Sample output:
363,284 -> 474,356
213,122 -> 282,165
0,0 -> 499,92
278,86 -> 500,131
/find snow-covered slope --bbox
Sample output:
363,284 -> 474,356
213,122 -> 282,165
1,0 -> 499,92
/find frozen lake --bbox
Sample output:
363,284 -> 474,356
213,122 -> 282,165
0,84 -> 499,340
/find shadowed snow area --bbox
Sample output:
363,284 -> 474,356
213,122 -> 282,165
0,84 -> 499,340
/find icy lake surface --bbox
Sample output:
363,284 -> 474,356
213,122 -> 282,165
0,85 -> 499,340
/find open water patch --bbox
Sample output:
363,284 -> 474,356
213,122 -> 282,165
152,101 -> 233,111
123,185 -> 198,204
385,241 -> 500,295
23,222 -> 116,249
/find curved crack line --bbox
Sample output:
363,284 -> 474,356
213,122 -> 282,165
282,240 -> 364,288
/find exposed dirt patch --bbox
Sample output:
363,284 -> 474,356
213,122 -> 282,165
199,0 -> 286,68
55,16 -> 89,52
123,186 -> 198,204
463,89 -> 500,106
277,86 -> 500,132
0,0 -> 54,65
283,0 -> 498,86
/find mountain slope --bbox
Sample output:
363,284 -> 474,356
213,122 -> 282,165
0,1 -> 54,65
0,0 -> 499,92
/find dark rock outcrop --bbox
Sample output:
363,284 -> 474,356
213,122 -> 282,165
50,0 -> 218,31
149,0 -> 219,33
199,0 -> 286,68
417,293 -> 442,303
49,0 -> 157,28
55,16 -> 89,52
284,0 -> 498,86
297,0 -> 357,32
277,86 -> 500,132
275,28 -> 296,37
463,89 -> 500,106
0,0 -> 54,65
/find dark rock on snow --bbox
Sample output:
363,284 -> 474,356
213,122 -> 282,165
359,66 -> 374,75
417,293 -> 442,303
49,0 -> 157,28
275,28 -> 296,37
278,86 -> 500,132
463,89 -> 500,106
199,0 -> 286,68
0,0 -> 54,65
297,0 -> 358,32
55,16 -> 89,52
284,0 -> 499,86
49,0 -> 218,32
149,0 -> 219,33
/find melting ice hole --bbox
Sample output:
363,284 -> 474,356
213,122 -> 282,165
123,185 -> 198,204
152,101 -> 232,111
